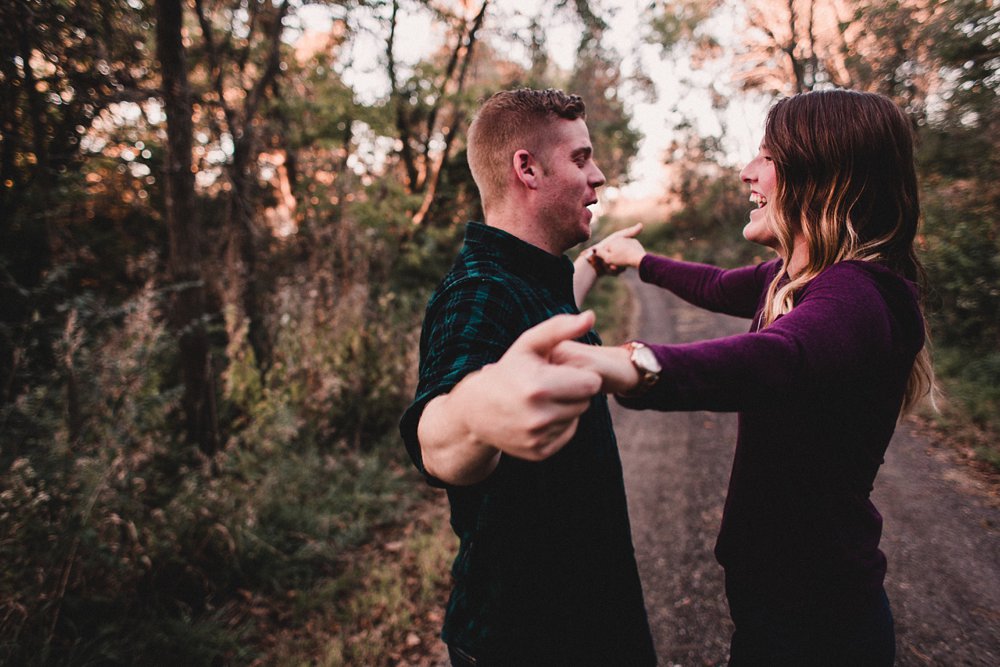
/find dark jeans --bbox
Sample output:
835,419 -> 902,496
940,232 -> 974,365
727,586 -> 895,666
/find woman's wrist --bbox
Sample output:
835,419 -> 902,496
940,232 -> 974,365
615,341 -> 661,397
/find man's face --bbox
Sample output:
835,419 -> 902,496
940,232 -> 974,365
534,118 -> 606,251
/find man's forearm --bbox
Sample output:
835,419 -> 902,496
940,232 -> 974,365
416,313 -> 602,486
418,389 -> 502,486
573,252 -> 599,307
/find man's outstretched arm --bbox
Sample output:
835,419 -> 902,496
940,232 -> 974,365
418,312 -> 602,486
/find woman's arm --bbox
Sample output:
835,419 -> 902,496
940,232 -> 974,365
555,262 -> 919,413
636,255 -> 778,319
588,226 -> 777,319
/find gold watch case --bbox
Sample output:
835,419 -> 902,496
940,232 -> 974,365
622,341 -> 661,390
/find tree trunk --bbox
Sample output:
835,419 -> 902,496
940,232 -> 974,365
193,0 -> 289,377
156,0 -> 218,454
225,133 -> 272,374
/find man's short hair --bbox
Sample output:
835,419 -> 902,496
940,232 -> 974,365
466,88 -> 587,211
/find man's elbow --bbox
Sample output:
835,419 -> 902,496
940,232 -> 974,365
421,442 -> 499,486
417,393 -> 500,485
421,446 -> 453,483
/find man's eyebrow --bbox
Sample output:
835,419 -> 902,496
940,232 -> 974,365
570,146 -> 592,159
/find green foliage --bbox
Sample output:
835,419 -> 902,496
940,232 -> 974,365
582,270 -> 632,345
645,127 -> 771,268
934,347 -> 1000,432
645,0 -> 719,54
0,280 -> 426,663
0,0 -> 154,287
223,183 -> 458,455
919,155 -> 1000,462
0,171 -> 452,659
660,171 -> 766,267
921,186 -> 1000,355
565,56 -> 642,187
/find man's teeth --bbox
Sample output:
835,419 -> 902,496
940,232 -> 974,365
750,193 -> 768,208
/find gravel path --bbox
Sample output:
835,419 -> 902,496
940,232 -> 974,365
615,272 -> 1000,667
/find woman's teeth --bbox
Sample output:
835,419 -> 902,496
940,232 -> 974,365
750,193 -> 768,208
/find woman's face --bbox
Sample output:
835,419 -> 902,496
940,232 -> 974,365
739,145 -> 779,249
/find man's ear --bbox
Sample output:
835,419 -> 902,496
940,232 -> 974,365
513,149 -> 539,190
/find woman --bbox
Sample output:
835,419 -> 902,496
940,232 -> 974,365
561,89 -> 934,665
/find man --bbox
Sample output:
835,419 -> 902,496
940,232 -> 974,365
399,89 -> 655,665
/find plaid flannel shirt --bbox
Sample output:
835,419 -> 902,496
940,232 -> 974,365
399,222 -> 654,663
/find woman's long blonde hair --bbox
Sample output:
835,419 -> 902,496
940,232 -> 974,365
759,90 -> 934,414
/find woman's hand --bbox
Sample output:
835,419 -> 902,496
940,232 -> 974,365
589,223 -> 646,274
574,223 -> 647,306
551,340 -> 640,395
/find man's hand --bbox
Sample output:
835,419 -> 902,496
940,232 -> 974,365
418,312 -> 603,485
551,340 -> 641,395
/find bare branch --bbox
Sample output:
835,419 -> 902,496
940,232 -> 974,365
387,0 -> 421,191
413,0 -> 488,225
245,0 -> 290,120
193,0 -> 239,132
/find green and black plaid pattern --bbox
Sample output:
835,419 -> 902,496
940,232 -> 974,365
398,222 -> 654,662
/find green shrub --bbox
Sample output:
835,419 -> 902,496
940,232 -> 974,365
919,173 -> 1000,468
0,201 -> 439,662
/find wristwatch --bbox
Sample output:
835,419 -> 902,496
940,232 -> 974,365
620,341 -> 661,396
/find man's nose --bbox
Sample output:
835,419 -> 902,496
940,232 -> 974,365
590,165 -> 606,188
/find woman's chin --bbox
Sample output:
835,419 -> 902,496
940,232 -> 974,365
742,214 -> 778,248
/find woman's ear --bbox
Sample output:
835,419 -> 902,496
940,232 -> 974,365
513,149 -> 539,189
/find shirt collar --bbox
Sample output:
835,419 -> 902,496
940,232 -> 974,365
463,221 -> 576,288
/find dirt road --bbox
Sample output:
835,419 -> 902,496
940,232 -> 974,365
614,273 -> 1000,666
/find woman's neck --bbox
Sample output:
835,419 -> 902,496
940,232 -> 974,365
786,234 -> 810,278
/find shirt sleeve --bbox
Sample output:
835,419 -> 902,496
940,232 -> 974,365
620,262 -> 915,413
398,275 -> 521,485
638,254 -> 779,319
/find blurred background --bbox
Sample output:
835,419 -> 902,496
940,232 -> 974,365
1,0 -> 996,664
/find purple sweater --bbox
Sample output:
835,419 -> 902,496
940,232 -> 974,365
620,255 -> 924,605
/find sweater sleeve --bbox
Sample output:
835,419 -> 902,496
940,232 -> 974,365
620,262 -> 922,413
638,254 -> 779,320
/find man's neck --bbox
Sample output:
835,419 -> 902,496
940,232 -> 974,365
484,208 -> 563,257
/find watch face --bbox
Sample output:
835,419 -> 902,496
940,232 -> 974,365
635,345 -> 661,373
